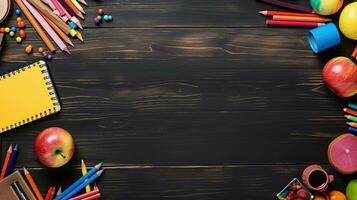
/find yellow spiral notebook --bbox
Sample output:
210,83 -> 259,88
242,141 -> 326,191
0,60 -> 61,133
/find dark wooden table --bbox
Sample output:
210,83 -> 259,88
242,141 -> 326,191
1,1 -> 356,199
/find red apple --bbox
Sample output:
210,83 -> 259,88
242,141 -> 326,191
322,57 -> 357,97
35,127 -> 75,168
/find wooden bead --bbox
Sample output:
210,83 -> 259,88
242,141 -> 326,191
38,47 -> 44,53
98,8 -> 104,15
17,21 -> 26,28
19,30 -> 26,38
25,45 -> 33,54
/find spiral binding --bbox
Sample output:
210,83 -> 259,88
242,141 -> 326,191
0,60 -> 61,133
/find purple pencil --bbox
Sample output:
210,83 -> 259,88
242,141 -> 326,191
258,0 -> 314,13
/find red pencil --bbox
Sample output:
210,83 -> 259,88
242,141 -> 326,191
0,145 -> 12,180
259,10 -> 320,18
63,0 -> 84,19
49,187 -> 56,200
266,19 -> 324,27
45,187 -> 53,200
344,108 -> 357,116
258,0 -> 314,13
69,187 -> 99,200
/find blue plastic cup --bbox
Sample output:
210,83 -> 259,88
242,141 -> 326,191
307,23 -> 341,54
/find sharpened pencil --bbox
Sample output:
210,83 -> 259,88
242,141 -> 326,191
259,10 -> 320,17
258,0 -> 314,13
345,115 -> 357,122
81,160 -> 91,193
0,145 -> 12,180
69,187 -> 99,200
24,167 -> 44,200
347,122 -> 357,128
344,108 -> 357,116
70,0 -> 85,14
272,15 -> 331,23
348,103 -> 357,111
348,126 -> 357,133
43,14 -> 74,46
76,0 -> 87,6
5,144 -> 18,176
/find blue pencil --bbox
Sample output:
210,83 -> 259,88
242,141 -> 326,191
54,162 -> 103,200
348,103 -> 357,111
60,169 -> 104,200
5,144 -> 18,176
349,126 -> 357,134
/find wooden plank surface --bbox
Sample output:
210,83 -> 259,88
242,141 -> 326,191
0,1 -> 355,199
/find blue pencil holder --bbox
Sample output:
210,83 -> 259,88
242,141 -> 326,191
307,23 -> 340,54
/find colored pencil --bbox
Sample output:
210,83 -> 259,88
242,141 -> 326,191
27,0 -> 71,35
349,127 -> 357,133
348,103 -> 357,111
76,0 -> 87,6
60,170 -> 104,200
16,0 -> 56,52
54,162 -> 103,200
56,187 -> 62,196
69,187 -> 99,200
5,144 -> 18,176
57,0 -> 83,28
24,167 -> 44,200
352,45 -> 357,58
80,193 -> 101,200
43,14 -> 74,46
0,145 -> 12,180
49,187 -> 56,200
259,10 -> 320,18
258,0 -> 314,13
70,0 -> 85,14
273,15 -> 331,23
344,108 -> 357,116
81,160 -> 91,193
22,0 -> 70,54
45,187 -> 53,200
345,115 -> 357,122
266,19 -> 324,27
63,0 -> 84,19
347,122 -> 357,128
75,30 -> 83,42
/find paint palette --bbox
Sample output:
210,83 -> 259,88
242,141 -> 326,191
277,178 -> 314,200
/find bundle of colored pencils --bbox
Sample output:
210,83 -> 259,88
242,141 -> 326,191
344,103 -> 357,134
0,144 -> 18,180
16,0 -> 88,54
258,0 -> 330,28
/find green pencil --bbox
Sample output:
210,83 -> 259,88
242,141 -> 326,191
345,115 -> 357,122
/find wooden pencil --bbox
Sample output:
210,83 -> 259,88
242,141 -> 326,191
5,144 -> 18,176
63,0 -> 84,19
353,45 -> 357,58
70,0 -> 85,14
24,167 -> 44,200
81,160 -> 91,193
26,0 -> 71,35
347,122 -> 357,128
69,187 -> 99,200
344,108 -> 357,116
266,19 -> 324,27
49,187 -> 56,200
0,145 -> 12,180
22,0 -> 70,54
16,0 -> 56,52
43,14 -> 74,46
57,0 -> 83,28
259,10 -> 320,18
345,115 -> 357,122
258,0 -> 314,13
76,0 -> 86,6
45,187 -> 53,200
273,15 -> 331,23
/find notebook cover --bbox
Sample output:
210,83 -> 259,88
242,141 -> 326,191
0,171 -> 37,200
0,60 -> 61,133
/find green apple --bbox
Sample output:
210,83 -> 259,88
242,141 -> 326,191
347,179 -> 357,200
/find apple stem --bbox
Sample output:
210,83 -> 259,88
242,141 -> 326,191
55,149 -> 66,159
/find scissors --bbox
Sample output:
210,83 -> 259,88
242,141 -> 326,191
0,0 -> 12,52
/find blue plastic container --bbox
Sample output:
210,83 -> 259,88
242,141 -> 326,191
307,23 -> 341,54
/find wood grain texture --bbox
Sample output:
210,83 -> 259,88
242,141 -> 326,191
0,1 -> 355,199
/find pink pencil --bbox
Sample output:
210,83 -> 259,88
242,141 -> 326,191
266,19 -> 325,27
22,0 -> 70,54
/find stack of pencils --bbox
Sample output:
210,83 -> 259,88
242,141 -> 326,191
258,0 -> 330,28
344,103 -> 357,134
0,144 -> 18,181
16,0 -> 88,54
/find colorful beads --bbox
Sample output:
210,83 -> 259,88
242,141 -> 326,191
98,8 -> 104,15
25,45 -> 33,54
94,16 -> 102,25
18,30 -> 26,38
15,8 -> 21,16
9,31 -> 15,37
17,21 -> 26,28
16,37 -> 22,43
5,27 -> 10,33
10,26 -> 16,33
41,51 -> 53,60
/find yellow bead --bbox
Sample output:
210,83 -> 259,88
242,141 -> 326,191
16,37 -> 22,43
4,27 -> 10,33
9,31 -> 15,37
38,47 -> 44,53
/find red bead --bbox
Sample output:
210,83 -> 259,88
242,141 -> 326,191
17,21 -> 26,28
19,30 -> 26,38
0,27 -> 4,33
98,8 -> 104,15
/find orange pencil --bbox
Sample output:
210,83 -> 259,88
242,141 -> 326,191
42,14 -> 74,46
0,145 -> 12,180
352,45 -> 357,58
273,15 -> 331,23
24,167 -> 44,200
344,108 -> 357,116
347,122 -> 357,128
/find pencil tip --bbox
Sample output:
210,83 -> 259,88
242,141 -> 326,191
97,169 -> 104,176
343,108 -> 347,111
63,47 -> 71,54
258,11 -> 266,15
14,144 -> 18,150
23,167 -> 28,173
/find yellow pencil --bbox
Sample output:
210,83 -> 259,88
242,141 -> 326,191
70,0 -> 85,14
81,160 -> 91,193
